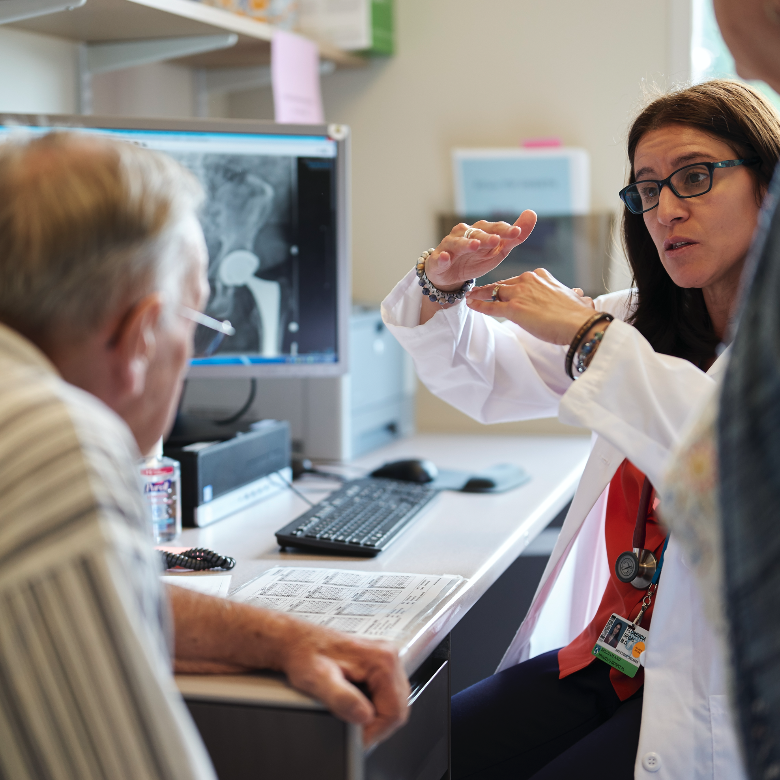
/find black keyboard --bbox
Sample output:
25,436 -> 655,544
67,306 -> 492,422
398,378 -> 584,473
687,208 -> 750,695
275,477 -> 438,556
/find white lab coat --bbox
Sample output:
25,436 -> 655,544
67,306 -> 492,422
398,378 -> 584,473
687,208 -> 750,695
382,270 -> 746,780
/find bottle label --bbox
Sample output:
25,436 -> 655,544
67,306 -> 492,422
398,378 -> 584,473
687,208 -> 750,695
141,466 -> 175,477
144,479 -> 172,496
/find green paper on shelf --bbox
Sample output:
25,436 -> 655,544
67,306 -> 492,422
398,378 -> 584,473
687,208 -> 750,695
368,0 -> 393,55
298,0 -> 394,56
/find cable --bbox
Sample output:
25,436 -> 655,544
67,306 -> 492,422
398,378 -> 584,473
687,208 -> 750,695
292,456 -> 347,482
214,379 -> 257,426
273,472 -> 316,508
159,547 -> 236,571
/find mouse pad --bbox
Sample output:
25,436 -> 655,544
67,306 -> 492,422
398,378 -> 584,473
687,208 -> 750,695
430,463 -> 531,493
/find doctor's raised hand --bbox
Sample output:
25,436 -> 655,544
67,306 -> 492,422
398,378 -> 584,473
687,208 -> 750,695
419,210 -> 538,325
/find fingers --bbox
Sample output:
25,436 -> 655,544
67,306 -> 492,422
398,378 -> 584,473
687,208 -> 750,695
285,636 -> 409,748
466,270 -> 535,300
287,654 -> 376,727
447,212 -> 536,252
470,220 -> 521,240
356,643 -> 411,746
467,297 -> 511,317
467,282 -> 502,302
438,233 -> 490,257
514,209 -> 538,238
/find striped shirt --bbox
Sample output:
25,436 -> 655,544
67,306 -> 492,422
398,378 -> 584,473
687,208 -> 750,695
0,323 -> 216,780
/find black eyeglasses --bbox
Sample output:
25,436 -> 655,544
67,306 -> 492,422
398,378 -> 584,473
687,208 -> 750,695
178,306 -> 235,358
619,157 -> 761,215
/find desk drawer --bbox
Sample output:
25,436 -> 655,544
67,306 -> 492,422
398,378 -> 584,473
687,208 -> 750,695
184,642 -> 450,780
186,699 -> 360,780
367,654 -> 449,780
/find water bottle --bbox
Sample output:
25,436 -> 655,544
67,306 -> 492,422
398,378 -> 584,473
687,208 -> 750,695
138,439 -> 182,543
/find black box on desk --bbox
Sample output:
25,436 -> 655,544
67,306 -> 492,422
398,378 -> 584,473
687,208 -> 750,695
165,421 -> 291,528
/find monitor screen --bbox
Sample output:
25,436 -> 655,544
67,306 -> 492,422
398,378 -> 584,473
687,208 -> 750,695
0,116 -> 350,377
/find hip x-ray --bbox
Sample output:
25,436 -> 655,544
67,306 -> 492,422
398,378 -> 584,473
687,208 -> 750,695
168,151 -> 295,358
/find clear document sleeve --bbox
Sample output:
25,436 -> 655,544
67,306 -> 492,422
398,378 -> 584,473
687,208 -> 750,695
231,567 -> 465,642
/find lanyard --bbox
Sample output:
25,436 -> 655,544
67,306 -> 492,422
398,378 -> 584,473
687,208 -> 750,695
633,533 -> 670,628
651,533 -> 670,586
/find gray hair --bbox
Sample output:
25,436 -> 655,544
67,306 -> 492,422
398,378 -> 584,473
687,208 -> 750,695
0,131 -> 204,343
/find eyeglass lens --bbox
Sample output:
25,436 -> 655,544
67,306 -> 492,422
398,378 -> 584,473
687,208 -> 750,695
192,323 -> 227,359
624,164 -> 712,214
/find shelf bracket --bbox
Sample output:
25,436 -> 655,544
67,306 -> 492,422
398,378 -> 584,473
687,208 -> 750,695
194,59 -> 336,117
86,34 -> 238,75
0,0 -> 85,26
78,33 -> 238,114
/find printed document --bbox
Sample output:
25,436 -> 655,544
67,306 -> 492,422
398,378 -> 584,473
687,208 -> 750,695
231,567 -> 464,642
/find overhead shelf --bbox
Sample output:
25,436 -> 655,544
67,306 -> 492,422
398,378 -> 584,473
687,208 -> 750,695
6,0 -> 367,68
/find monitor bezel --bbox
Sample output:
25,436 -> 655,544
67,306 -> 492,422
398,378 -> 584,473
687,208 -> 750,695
0,113 -> 351,378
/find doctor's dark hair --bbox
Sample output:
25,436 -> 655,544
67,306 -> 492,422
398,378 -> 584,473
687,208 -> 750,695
623,80 -> 780,365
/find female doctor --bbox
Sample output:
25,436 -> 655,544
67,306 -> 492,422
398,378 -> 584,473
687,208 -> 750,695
381,80 -> 780,780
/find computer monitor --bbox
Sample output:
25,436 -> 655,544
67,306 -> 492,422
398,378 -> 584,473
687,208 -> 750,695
0,115 -> 351,378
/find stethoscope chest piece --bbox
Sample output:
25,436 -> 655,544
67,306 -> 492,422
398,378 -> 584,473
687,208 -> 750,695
615,548 -> 658,589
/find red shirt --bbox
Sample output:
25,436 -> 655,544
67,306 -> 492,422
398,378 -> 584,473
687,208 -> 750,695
557,460 -> 667,700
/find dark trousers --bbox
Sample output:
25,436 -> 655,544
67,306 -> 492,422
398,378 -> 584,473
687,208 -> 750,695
451,649 -> 643,780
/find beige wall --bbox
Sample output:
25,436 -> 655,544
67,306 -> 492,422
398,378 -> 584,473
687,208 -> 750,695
92,62 -> 196,118
226,0 -> 676,435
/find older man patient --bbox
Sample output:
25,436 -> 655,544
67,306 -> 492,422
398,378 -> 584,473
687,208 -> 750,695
0,132 -> 408,780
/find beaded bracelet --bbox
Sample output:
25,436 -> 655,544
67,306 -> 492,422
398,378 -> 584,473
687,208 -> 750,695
564,313 -> 614,380
416,249 -> 475,305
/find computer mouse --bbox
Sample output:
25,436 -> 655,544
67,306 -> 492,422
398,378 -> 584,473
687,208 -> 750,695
370,458 -> 439,484
462,476 -> 496,492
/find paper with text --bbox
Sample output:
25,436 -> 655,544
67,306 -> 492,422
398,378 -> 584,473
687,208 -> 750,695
231,567 -> 464,642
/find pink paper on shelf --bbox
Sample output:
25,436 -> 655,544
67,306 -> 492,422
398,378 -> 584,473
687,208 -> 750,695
521,137 -> 563,148
272,30 -> 324,124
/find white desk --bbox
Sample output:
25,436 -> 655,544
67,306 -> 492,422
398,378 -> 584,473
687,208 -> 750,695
175,433 -> 590,780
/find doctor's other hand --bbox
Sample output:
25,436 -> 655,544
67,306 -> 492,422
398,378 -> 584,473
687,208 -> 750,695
425,211 -> 538,291
467,268 -> 596,345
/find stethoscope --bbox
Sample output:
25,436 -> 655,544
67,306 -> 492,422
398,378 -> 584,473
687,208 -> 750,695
615,477 -> 658,589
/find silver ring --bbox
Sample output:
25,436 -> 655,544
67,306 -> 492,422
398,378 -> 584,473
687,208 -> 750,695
491,284 -> 501,302
464,227 -> 477,240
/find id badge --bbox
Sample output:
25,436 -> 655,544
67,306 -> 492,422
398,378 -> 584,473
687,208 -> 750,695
592,613 -> 648,678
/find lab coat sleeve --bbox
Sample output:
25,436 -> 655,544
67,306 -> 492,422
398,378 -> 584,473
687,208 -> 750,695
382,269 -> 628,424
559,318 -> 716,487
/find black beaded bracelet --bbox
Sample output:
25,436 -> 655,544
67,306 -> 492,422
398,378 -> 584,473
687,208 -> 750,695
415,249 -> 475,305
564,313 -> 614,380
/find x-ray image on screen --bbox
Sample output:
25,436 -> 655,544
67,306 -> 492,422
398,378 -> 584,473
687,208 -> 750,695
168,152 -> 294,358
169,146 -> 339,366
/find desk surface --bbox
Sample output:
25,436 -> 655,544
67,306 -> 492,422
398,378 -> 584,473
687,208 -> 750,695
176,433 -> 590,706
